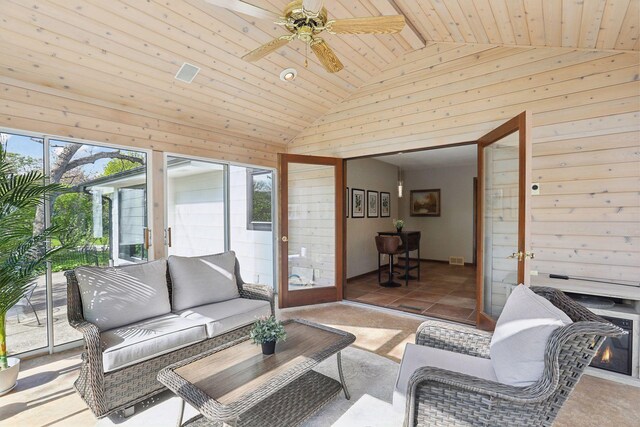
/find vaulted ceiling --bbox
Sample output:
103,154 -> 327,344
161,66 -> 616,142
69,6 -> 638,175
0,0 -> 638,154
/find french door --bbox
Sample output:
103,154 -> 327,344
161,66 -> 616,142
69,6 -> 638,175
476,111 -> 533,330
279,154 -> 344,308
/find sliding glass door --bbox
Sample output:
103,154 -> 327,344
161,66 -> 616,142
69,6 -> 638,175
49,140 -> 148,346
2,129 -> 149,354
165,156 -> 275,288
2,132 -> 48,355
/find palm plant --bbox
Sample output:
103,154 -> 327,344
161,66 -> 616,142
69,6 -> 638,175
0,147 -> 65,369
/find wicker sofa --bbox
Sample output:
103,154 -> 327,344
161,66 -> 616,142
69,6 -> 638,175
66,251 -> 275,419
399,287 -> 624,427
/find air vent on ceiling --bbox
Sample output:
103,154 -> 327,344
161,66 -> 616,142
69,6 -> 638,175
175,63 -> 200,83
449,256 -> 465,266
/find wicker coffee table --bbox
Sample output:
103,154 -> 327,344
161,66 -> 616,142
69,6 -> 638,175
158,319 -> 356,426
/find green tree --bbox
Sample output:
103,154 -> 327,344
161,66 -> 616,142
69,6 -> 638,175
103,155 -> 143,176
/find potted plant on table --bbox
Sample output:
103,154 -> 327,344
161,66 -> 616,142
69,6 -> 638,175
393,218 -> 404,232
250,316 -> 287,355
0,146 -> 64,395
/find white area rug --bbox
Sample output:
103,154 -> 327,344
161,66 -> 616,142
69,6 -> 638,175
95,346 -> 400,427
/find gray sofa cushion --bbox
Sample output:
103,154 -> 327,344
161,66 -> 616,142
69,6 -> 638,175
101,313 -> 207,373
75,259 -> 171,331
176,298 -> 271,338
168,251 -> 240,311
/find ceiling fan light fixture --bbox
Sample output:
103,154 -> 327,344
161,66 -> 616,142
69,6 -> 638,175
280,67 -> 298,82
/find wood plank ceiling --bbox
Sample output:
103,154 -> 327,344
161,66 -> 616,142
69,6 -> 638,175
0,0 -> 637,159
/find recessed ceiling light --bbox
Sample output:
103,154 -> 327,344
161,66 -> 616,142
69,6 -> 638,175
175,63 -> 200,83
280,68 -> 297,82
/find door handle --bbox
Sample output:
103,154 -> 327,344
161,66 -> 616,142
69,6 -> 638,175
508,251 -> 523,261
281,236 -> 288,242
507,251 -> 535,261
143,228 -> 151,250
167,227 -> 172,248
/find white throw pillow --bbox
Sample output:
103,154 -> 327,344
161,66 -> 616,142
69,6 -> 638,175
490,285 -> 573,387
168,251 -> 240,311
75,259 -> 171,331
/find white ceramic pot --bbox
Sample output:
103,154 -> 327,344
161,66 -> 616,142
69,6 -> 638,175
0,357 -> 20,396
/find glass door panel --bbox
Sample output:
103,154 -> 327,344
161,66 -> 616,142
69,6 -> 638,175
49,140 -> 148,346
477,112 -> 532,328
481,131 -> 520,317
166,156 -> 226,256
279,154 -> 343,308
1,132 -> 48,355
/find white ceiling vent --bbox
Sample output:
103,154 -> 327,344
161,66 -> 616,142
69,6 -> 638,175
174,63 -> 200,83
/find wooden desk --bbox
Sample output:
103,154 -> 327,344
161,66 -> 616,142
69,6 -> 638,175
377,231 -> 421,286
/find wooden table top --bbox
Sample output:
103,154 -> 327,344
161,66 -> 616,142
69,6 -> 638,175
169,319 -> 354,406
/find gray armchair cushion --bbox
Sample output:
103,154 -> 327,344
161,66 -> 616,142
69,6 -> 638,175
101,313 -> 207,373
176,298 -> 271,338
168,251 -> 240,311
75,259 -> 171,331
490,285 -> 573,386
393,343 -> 497,413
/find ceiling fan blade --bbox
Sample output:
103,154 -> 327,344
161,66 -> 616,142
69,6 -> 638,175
203,0 -> 280,20
310,39 -> 344,73
242,37 -> 291,62
302,0 -> 324,14
327,15 -> 406,35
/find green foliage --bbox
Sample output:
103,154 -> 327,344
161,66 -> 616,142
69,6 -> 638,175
102,156 -> 142,176
51,193 -> 93,246
392,218 -> 404,229
0,147 -> 67,368
249,316 -> 286,344
251,173 -> 272,223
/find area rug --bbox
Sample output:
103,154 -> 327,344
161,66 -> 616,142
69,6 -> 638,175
95,346 -> 400,427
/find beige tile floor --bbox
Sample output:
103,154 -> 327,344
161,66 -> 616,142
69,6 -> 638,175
1,303 -> 638,426
345,261 -> 477,324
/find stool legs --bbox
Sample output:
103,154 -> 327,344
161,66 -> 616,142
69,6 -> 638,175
379,254 -> 401,288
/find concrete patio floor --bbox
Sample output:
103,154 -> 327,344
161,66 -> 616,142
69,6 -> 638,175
1,302 -> 638,426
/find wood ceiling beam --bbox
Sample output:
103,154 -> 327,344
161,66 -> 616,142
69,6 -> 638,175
370,0 -> 426,49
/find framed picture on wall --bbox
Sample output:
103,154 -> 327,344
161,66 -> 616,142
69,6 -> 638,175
367,190 -> 379,218
380,192 -> 390,217
346,187 -> 349,218
352,188 -> 365,218
410,189 -> 441,217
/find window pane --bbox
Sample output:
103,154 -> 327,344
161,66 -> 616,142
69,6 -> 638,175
166,157 -> 225,256
230,166 -> 274,287
1,132 -> 48,355
49,140 -> 147,346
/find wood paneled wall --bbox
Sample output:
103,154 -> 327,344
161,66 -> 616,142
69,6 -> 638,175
289,43 -> 640,290
0,77 -> 280,168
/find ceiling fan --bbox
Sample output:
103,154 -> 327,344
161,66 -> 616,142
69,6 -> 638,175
204,0 -> 406,73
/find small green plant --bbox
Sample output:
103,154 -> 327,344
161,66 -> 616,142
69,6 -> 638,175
392,218 -> 404,229
249,316 -> 287,344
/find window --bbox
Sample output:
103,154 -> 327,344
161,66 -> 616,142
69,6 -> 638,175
247,169 -> 272,231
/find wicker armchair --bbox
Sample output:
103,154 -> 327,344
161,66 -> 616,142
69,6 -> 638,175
66,258 -> 275,419
404,287 -> 624,427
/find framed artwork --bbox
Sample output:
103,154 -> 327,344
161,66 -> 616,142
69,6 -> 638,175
380,192 -> 390,217
410,189 -> 441,217
367,190 -> 379,218
351,188 -> 365,218
346,187 -> 349,218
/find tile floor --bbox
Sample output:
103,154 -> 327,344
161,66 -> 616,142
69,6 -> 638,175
344,261 -> 477,324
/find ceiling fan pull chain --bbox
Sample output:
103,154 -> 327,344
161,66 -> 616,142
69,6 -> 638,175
305,43 -> 309,68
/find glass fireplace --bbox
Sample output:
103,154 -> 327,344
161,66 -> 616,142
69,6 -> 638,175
590,316 -> 633,376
